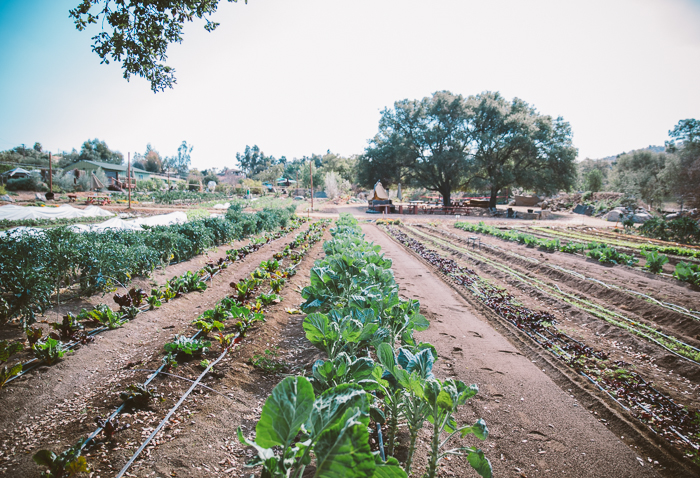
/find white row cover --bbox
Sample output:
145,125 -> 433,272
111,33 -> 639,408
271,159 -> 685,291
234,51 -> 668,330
212,202 -> 231,209
1,211 -> 188,238
0,204 -> 114,221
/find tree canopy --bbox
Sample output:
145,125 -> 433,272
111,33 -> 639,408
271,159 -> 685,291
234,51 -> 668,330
163,141 -> 193,178
70,0 -> 247,92
358,91 -> 578,207
236,145 -> 277,177
79,138 -> 124,165
664,119 -> 700,208
612,150 -> 669,209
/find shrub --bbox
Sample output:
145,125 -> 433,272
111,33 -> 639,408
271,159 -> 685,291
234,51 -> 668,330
6,172 -> 46,192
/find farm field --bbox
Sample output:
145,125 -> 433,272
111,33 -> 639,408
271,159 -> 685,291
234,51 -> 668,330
0,212 -> 698,477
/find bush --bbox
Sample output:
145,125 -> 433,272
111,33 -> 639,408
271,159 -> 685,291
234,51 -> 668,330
581,191 -> 592,202
52,172 -> 76,192
6,172 -> 46,192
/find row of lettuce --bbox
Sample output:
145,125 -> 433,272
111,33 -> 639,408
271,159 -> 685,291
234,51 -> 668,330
0,204 -> 298,328
238,214 -> 492,478
454,221 -> 700,286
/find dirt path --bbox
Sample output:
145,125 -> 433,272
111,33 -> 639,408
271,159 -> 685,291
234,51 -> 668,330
362,224 -> 665,478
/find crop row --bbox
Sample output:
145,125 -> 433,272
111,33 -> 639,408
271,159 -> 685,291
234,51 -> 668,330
415,225 -> 700,363
0,204 -> 297,328
528,225 -> 700,259
0,218 -> 309,390
236,214 -> 493,478
26,220 -> 331,477
385,225 -> 700,462
455,221 -> 700,287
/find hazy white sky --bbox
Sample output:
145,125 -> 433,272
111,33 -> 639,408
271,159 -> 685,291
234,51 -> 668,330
0,0 -> 699,170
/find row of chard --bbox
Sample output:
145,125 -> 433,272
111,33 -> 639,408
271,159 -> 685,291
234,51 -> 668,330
0,218 -> 310,389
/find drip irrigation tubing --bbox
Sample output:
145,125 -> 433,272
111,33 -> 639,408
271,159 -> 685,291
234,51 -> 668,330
386,225 -> 699,452
413,225 -> 700,364
115,345 -> 232,478
5,222 -> 309,386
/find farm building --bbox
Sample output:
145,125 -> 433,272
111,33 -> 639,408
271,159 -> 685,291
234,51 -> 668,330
63,160 -> 152,183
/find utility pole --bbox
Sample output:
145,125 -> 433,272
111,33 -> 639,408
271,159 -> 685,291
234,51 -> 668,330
310,160 -> 314,213
127,152 -> 131,209
48,152 -> 53,195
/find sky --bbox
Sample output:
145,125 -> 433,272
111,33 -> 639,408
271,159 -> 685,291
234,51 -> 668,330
0,0 -> 699,171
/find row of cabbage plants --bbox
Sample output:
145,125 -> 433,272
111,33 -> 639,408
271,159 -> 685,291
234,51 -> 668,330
237,214 -> 492,478
0,204 -> 298,328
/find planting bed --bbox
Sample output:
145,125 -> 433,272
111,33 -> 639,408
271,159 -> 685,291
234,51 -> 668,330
3,213 -> 699,478
380,221 -> 700,476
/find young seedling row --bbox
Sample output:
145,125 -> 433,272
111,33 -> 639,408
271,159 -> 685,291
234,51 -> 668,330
383,224 -> 700,467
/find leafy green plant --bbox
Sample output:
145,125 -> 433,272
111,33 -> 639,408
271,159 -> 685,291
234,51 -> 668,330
78,304 -> 128,329
259,293 -> 281,306
26,326 -> 43,347
587,245 -> 638,266
250,348 -> 288,374
640,250 -> 669,274
539,238 -> 560,252
33,337 -> 69,365
0,363 -> 23,388
33,438 -> 90,478
237,376 -> 405,478
162,352 -> 178,369
674,261 -> 700,286
120,305 -> 140,320
120,384 -> 159,409
0,339 -> 23,363
303,312 -> 378,360
113,287 -> 148,308
164,335 -> 211,357
308,352 -> 377,394
50,313 -> 84,340
271,278 -> 286,293
560,241 -> 584,254
146,294 -> 162,310
214,332 -> 238,349
192,319 -> 224,337
422,379 -> 491,478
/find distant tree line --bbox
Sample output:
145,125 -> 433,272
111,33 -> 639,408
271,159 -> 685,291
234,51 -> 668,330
577,119 -> 700,210
235,145 -> 358,193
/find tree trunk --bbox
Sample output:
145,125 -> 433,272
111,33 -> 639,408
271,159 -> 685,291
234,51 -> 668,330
440,188 -> 452,207
488,186 -> 499,208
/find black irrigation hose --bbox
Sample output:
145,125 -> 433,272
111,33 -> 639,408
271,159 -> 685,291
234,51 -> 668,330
114,345 -> 233,478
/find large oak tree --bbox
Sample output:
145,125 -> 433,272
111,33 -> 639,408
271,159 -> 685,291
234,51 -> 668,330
358,91 -> 578,207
